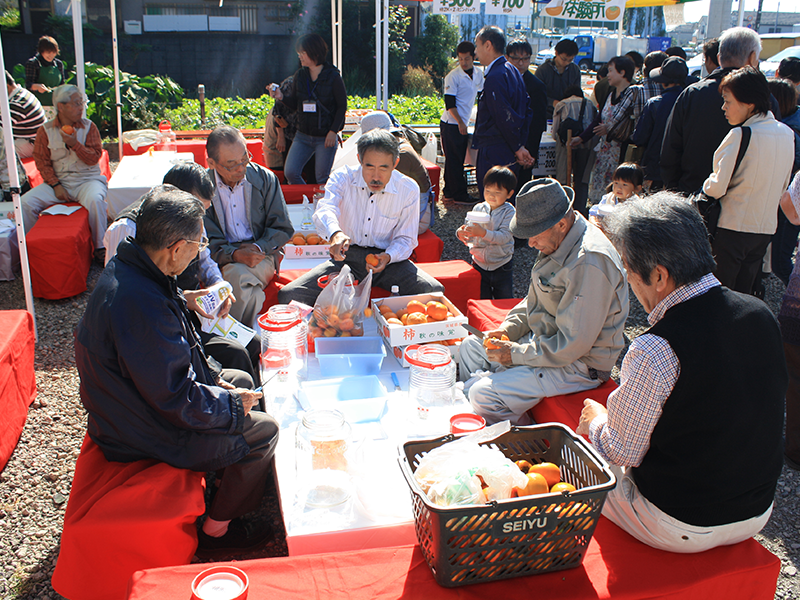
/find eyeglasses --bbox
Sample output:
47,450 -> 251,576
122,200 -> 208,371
170,235 -> 209,252
508,55 -> 532,63
218,151 -> 253,173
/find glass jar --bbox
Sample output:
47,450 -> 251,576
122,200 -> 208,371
405,344 -> 456,410
257,305 -> 308,416
156,120 -> 177,153
464,210 -> 491,248
295,409 -> 353,507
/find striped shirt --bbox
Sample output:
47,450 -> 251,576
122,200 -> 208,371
8,86 -> 46,139
589,273 -> 721,467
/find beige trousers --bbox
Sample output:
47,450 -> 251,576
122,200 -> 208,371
222,254 -> 275,328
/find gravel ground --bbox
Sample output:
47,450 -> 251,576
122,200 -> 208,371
0,176 -> 798,598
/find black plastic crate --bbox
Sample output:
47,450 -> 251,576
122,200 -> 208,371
398,423 -> 616,587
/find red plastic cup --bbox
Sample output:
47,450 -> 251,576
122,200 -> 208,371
191,566 -> 249,600
450,413 -> 486,434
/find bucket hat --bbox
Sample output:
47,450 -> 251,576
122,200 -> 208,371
509,178 -> 574,238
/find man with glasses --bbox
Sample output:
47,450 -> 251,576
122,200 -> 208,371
205,125 -> 294,328
506,39 -> 547,191
76,187 -> 278,556
20,84 -> 109,264
535,38 -> 580,120
440,41 -> 484,205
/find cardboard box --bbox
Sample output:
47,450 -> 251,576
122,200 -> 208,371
371,293 -> 468,347
385,337 -> 462,368
284,243 -> 331,259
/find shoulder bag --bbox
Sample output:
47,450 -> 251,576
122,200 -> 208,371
606,86 -> 640,144
558,98 -> 587,145
693,126 -> 751,240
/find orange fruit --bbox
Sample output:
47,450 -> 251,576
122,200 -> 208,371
446,312 -> 454,319
378,304 -> 393,315
528,462 -> 561,488
395,308 -> 407,320
483,334 -> 509,350
339,317 -> 355,331
516,460 -> 532,474
326,314 -> 340,328
363,307 -> 373,318
383,312 -> 398,321
406,300 -> 427,314
550,482 -> 576,493
514,472 -> 549,497
406,313 -> 428,325
351,327 -> 363,336
365,253 -> 380,267
386,317 -> 403,326
324,327 -> 337,337
400,314 -> 409,325
61,124 -> 74,135
306,233 -> 321,245
426,301 -> 448,321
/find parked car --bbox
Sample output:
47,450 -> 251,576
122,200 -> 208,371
686,52 -> 705,79
760,45 -> 800,77
534,47 -> 555,66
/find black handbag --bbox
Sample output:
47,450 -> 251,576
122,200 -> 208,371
693,126 -> 751,240
558,99 -> 587,145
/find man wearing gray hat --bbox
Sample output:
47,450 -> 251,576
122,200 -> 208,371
458,178 -> 629,425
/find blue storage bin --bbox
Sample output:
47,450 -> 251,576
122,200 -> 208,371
315,336 -> 386,377
298,375 -> 388,422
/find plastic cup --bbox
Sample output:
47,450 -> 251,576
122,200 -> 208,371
450,413 -> 486,434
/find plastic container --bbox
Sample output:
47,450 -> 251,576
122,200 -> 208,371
398,424 -> 616,588
297,375 -> 388,423
300,195 -> 314,230
464,211 -> 491,248
156,120 -> 177,153
191,566 -> 249,600
296,409 -> 353,507
449,413 -> 486,434
258,305 -> 308,415
405,344 -> 456,409
314,336 -> 386,377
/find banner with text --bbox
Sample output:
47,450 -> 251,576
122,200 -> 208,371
485,0 -> 532,16
433,0 -> 480,14
539,0 -> 625,22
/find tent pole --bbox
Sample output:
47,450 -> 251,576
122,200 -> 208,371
375,0 -> 381,109
331,0 -> 337,68
617,15 -> 623,55
337,0 -> 343,69
110,0 -> 123,160
382,0 -> 389,110
72,0 -> 86,94
0,34 -> 37,339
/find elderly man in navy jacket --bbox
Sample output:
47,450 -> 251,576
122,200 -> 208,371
75,187 -> 278,558
472,25 -> 533,198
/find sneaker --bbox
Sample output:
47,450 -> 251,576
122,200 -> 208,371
196,518 -> 274,557
93,248 -> 106,266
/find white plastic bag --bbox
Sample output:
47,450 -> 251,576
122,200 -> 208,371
308,264 -> 373,341
121,129 -> 160,151
421,132 -> 437,163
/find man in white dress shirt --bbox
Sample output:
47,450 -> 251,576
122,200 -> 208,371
278,129 -> 444,306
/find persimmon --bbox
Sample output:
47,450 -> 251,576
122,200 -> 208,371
306,233 -> 321,245
351,327 -> 363,336
400,314 -> 409,325
395,308 -> 407,320
363,307 -> 373,317
386,317 -> 403,326
379,304 -> 394,315
514,472 -> 549,497
426,301 -> 448,321
528,462 -> 561,488
406,300 -> 427,314
406,313 -> 428,325
483,334 -> 509,350
324,327 -> 337,337
550,482 -> 576,493
365,253 -> 380,267
291,234 -> 306,245
446,312 -> 454,319
326,314 -> 340,328
61,125 -> 74,135
339,317 -> 355,331
516,460 -> 532,474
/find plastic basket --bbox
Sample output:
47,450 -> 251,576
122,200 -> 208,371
398,423 -> 616,587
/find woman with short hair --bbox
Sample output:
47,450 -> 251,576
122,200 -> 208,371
24,35 -> 65,118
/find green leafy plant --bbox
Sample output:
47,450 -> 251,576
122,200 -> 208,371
414,14 -> 459,81
402,65 -> 437,97
0,2 -> 20,30
43,14 -> 103,66
76,63 -> 184,137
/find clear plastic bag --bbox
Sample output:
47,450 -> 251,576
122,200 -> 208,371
308,265 -> 373,342
413,422 -> 529,506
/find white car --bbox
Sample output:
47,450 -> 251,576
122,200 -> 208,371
686,52 -> 705,79
534,48 -> 555,67
760,46 -> 800,77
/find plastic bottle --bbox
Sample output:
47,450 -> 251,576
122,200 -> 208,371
301,195 -> 314,230
421,132 -> 437,163
156,120 -> 177,153
391,285 -> 400,297
464,211 -> 491,248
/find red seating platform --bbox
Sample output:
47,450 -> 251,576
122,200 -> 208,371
22,150 -> 112,189
466,297 -> 522,329
0,310 -> 36,472
421,157 -> 440,203
121,138 -> 263,168
126,523 -> 779,599
52,436 -> 206,600
411,230 -> 443,263
26,203 -> 92,299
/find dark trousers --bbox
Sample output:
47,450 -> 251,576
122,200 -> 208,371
193,314 -> 262,386
784,342 -> 800,465
209,411 -> 279,521
277,245 -> 445,306
772,210 -> 800,285
712,228 -> 772,294
440,121 -> 470,203
476,143 -> 519,199
473,259 -> 514,300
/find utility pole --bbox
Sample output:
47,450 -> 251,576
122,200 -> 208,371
708,0 -> 734,39
754,0 -> 764,31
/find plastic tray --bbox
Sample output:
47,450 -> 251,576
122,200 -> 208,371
298,375 -> 388,423
314,336 -> 386,377
398,424 -> 616,587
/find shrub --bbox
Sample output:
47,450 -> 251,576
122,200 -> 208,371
402,65 -> 438,97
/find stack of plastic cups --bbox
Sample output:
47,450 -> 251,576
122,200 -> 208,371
405,344 -> 456,418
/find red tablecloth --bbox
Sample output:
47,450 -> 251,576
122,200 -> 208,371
127,518 -> 779,600
0,310 -> 36,472
122,139 -> 263,168
26,203 -> 92,299
22,150 -> 112,189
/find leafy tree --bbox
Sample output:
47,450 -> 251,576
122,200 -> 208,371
414,14 -> 459,81
386,5 -> 411,92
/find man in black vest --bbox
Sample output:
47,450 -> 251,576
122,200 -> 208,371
578,193 -> 786,552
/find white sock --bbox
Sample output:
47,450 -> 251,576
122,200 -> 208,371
202,517 -> 231,538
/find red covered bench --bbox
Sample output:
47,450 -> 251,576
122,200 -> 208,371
22,150 -> 112,189
52,436 -> 206,600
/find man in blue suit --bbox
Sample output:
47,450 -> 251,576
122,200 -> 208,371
472,25 -> 533,199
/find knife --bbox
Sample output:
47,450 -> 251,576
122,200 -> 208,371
462,323 -> 485,339
391,372 -> 402,391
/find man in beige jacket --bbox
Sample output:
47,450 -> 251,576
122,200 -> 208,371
458,179 -> 629,425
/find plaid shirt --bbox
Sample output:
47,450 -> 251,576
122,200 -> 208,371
589,273 -> 720,466
640,79 -> 662,105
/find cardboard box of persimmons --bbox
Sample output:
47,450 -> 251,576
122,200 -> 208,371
284,231 -> 331,259
370,293 -> 468,347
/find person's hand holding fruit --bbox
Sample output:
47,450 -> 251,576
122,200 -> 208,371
60,124 -> 77,148
365,252 -> 391,274
329,231 -> 351,261
483,330 -> 513,366
577,398 -> 607,436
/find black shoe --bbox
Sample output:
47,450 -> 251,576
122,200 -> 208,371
196,518 -> 274,557
93,248 -> 106,266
